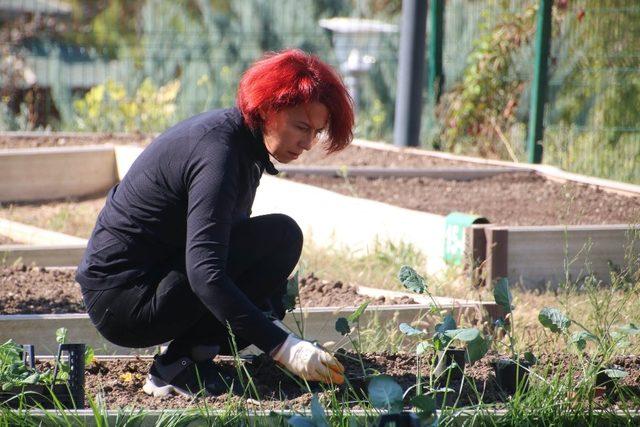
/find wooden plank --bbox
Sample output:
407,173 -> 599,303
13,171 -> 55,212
465,225 -> 488,287
485,227 -> 508,287
506,224 -> 640,290
0,244 -> 87,267
0,299 -> 497,355
353,139 -> 640,197
0,218 -> 87,245
16,408 -> 640,426
0,146 -> 117,202
278,165 -> 521,180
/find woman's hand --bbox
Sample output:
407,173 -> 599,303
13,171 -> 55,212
272,335 -> 345,384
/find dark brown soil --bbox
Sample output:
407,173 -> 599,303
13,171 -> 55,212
0,266 -> 84,314
36,351 -> 640,410
275,144 -> 491,168
289,172 -> 640,226
0,267 -> 415,315
298,273 -> 415,307
0,134 -> 152,149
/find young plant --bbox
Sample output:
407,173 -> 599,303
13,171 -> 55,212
491,278 -> 536,394
538,307 -> 639,392
397,266 -> 488,364
335,301 -> 370,377
368,374 -> 438,426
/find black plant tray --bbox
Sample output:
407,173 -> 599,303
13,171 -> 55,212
0,343 -> 85,409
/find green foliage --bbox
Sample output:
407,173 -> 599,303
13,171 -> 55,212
367,375 -> 403,413
0,340 -> 61,391
73,78 -> 180,132
493,277 -> 514,312
538,307 -> 571,333
335,318 -> 351,336
397,265 -> 427,294
437,2 -> 536,157
348,301 -> 370,323
282,272 -> 300,312
399,266 -> 488,362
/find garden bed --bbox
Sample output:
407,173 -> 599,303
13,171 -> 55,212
0,266 -> 416,315
0,133 -> 152,149
287,172 -> 640,226
3,170 -> 638,242
31,351 -> 640,410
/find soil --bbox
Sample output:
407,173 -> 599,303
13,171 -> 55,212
0,267 -> 415,315
274,144 -> 491,168
33,351 -> 640,410
298,273 -> 415,307
288,172 -> 640,226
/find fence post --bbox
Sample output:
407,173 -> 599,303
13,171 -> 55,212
428,0 -> 444,103
393,0 -> 428,147
526,0 -> 553,164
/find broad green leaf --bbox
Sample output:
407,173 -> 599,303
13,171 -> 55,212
603,368 -> 628,379
435,315 -> 456,334
398,266 -> 427,294
570,331 -> 597,351
466,334 -> 489,363
283,272 -> 299,312
399,323 -> 425,337
368,375 -> 404,414
22,372 -> 39,384
444,328 -> 479,342
619,323 -> 640,335
55,327 -> 68,345
493,278 -> 513,312
538,308 -> 571,333
335,318 -> 351,336
348,301 -> 369,323
310,394 -> 329,427
410,394 -> 436,415
287,416 -> 315,427
416,341 -> 432,355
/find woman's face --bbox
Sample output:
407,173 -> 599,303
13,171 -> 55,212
262,102 -> 329,163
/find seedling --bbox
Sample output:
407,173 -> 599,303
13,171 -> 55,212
334,301 -> 370,377
0,329 -> 86,408
397,266 -> 488,376
538,307 -> 639,396
491,278 -> 536,394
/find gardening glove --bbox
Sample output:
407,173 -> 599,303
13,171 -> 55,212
271,335 -> 345,385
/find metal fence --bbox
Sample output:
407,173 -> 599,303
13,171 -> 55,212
1,0 -> 639,184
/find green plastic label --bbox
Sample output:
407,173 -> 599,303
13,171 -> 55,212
444,212 -> 488,265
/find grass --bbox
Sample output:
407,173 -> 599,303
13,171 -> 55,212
0,198 -> 105,239
300,238 -> 640,356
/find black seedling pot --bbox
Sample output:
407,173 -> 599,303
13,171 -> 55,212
433,348 -> 466,385
492,358 -> 532,395
595,366 -> 626,399
378,412 -> 421,427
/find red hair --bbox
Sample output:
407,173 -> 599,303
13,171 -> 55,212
237,49 -> 354,153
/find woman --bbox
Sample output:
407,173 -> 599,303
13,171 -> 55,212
76,49 -> 355,397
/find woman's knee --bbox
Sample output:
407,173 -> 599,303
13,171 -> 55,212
271,214 -> 303,253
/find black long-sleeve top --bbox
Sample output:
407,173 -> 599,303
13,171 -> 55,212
76,108 -> 289,353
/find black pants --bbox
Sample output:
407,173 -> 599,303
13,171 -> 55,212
82,214 -> 302,358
